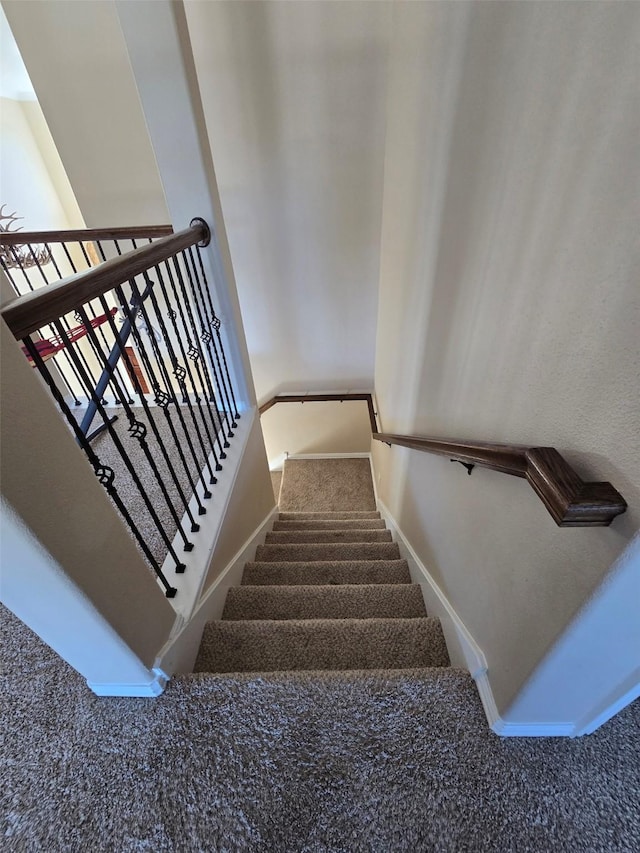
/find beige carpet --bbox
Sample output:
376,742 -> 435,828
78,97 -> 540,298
2,604 -> 639,852
278,458 -> 376,512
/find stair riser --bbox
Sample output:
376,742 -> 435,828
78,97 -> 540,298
278,512 -> 381,520
223,584 -> 427,620
242,561 -> 412,586
195,617 -> 450,674
272,520 -> 387,531
255,543 -> 401,562
265,530 -> 392,544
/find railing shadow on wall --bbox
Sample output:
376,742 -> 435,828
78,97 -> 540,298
1,219 -> 241,598
259,393 -> 627,527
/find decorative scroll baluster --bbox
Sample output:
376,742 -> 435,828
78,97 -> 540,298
21,335 -> 177,597
193,239 -> 240,421
115,283 -> 212,512
169,255 -> 228,462
50,317 -> 187,575
185,244 -> 237,437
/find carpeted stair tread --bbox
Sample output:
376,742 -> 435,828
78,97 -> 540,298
265,529 -> 393,544
279,458 -> 377,512
194,617 -> 450,673
255,542 -> 401,562
278,511 -> 381,520
242,560 -> 412,586
223,584 -> 427,620
272,519 -> 387,531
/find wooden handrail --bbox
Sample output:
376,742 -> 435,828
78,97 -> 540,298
373,432 -> 627,527
1,222 -> 209,340
0,225 -> 173,245
259,393 -> 379,434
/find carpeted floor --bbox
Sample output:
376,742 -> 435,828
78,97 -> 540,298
1,603 -> 639,852
279,458 -> 376,512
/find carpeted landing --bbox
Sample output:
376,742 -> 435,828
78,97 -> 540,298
2,603 -> 639,852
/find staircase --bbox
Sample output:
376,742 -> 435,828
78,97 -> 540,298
194,462 -> 450,675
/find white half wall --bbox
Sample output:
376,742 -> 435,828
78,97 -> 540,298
0,316 -> 176,691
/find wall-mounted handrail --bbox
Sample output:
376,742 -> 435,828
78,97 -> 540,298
258,393 -> 626,527
1,222 -> 209,339
0,225 -> 173,245
373,432 -> 627,527
259,392 -> 379,434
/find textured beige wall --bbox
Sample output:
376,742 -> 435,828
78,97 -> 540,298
373,2 -> 640,716
3,0 -> 169,227
203,414 -> 275,592
183,0 -> 389,399
261,400 -> 373,469
0,317 -> 176,673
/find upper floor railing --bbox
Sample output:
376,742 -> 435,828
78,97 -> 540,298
259,393 -> 627,527
1,219 -> 240,596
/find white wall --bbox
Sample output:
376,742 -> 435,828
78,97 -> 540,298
373,1 -> 640,720
0,97 -> 73,231
261,400 -> 373,470
3,0 -> 169,227
183,0 -> 389,399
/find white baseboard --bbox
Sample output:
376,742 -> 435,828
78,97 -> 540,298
377,498 -> 577,737
155,506 -> 278,675
87,668 -> 168,697
377,499 -> 487,679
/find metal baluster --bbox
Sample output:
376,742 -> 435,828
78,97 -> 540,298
54,242 -> 112,405
116,282 -> 211,514
7,243 -> 83,405
144,262 -> 225,477
99,295 -> 201,537
193,240 -> 240,420
51,316 -> 187,574
77,303 -> 195,555
127,272 -> 220,484
75,241 -> 131,405
22,334 -> 177,597
184,245 -> 236,438
170,254 -> 228,461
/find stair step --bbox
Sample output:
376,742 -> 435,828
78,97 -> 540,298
265,529 -> 392,545
278,511 -> 381,520
223,584 -> 426,620
255,542 -> 401,562
242,560 -> 412,586
194,617 -> 450,673
272,519 -> 387,531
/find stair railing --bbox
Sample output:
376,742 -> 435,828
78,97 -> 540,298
258,392 -> 626,527
1,219 -> 241,596
1,224 -> 173,405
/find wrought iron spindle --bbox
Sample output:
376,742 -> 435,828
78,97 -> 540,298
115,282 -> 212,513
127,273 -> 220,483
169,254 -> 228,461
22,335 -> 177,597
77,304 -> 195,554
51,316 -> 187,574
142,263 -> 226,476
99,295 -> 201,537
6,243 -> 84,405
184,245 -> 236,438
193,241 -> 240,420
